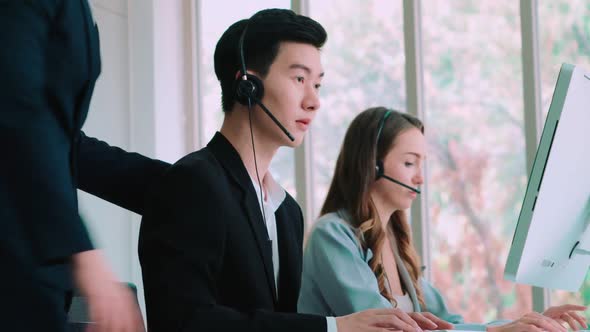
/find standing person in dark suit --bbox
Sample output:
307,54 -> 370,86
76,132 -> 169,215
0,1 -> 145,331
138,8 -> 422,332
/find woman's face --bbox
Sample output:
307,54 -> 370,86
372,127 -> 427,211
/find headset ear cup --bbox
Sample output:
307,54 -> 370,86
375,160 -> 384,179
235,74 -> 265,106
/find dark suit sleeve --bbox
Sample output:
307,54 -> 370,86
76,132 -> 170,215
139,163 -> 325,332
0,0 -> 92,261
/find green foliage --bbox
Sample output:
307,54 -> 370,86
434,52 -> 455,89
501,291 -> 517,309
559,2 -> 570,14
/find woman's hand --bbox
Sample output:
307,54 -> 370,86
543,304 -> 588,331
336,308 -> 424,332
408,312 -> 454,330
488,312 -> 566,332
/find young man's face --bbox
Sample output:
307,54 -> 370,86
255,41 -> 324,147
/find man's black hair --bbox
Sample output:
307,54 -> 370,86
214,8 -> 327,113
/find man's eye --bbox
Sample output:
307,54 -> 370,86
296,76 -> 304,83
405,162 -> 414,167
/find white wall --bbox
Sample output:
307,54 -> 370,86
153,0 -> 194,161
79,0 -> 134,282
78,0 -> 195,316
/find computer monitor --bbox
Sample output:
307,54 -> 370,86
504,63 -> 590,291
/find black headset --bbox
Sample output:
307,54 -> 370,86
375,110 -> 393,179
374,110 -> 421,194
235,24 -> 265,107
233,21 -> 294,141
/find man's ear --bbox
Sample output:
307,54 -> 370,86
235,70 -> 260,80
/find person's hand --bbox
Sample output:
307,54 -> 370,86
72,250 -> 145,332
335,308 -> 423,332
487,312 -> 566,332
543,304 -> 588,331
408,312 -> 454,330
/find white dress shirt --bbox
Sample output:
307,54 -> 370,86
250,174 -> 284,291
251,173 -> 337,332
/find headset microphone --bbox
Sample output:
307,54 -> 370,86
250,96 -> 295,141
375,160 -> 421,194
375,110 -> 421,194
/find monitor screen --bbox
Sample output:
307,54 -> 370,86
504,63 -> 590,291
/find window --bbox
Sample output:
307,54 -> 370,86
308,0 -> 406,219
423,0 -> 532,322
539,0 -> 590,124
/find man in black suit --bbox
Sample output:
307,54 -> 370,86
0,1 -> 145,331
138,9 -> 418,332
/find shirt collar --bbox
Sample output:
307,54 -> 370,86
250,172 -> 286,213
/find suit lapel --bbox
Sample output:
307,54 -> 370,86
275,204 -> 300,310
243,194 -> 278,302
208,133 -> 277,303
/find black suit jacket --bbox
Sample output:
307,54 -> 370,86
139,132 -> 325,332
77,132 -> 169,215
0,0 -> 101,329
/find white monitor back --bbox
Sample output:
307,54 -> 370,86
504,63 -> 590,291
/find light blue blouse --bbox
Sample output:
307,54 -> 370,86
298,210 -> 502,331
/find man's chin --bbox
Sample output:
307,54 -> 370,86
285,140 -> 301,148
282,133 -> 305,148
